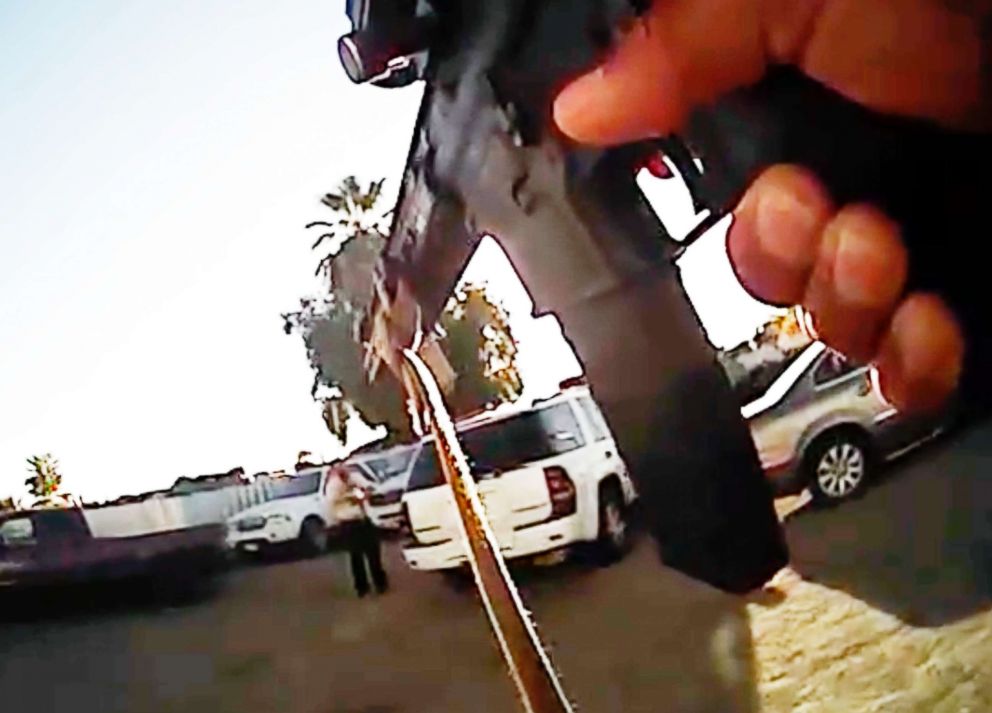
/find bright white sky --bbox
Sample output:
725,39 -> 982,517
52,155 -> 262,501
0,1 -> 777,503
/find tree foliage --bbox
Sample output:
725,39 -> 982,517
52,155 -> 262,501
718,307 -> 812,406
753,307 -> 810,352
308,176 -> 388,313
439,284 -> 523,416
24,453 -> 66,507
284,175 -> 523,446
286,293 -> 414,444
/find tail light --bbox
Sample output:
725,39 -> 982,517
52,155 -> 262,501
544,466 -> 576,519
858,369 -> 875,398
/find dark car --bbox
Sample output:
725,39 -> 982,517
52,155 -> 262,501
0,507 -> 226,594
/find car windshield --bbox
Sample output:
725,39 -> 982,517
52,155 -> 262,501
406,402 -> 585,492
728,348 -> 809,406
269,471 -> 321,499
357,448 -> 415,484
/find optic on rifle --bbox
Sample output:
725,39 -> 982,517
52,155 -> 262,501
338,0 -> 435,86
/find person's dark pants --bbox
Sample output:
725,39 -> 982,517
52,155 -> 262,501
342,518 -> 388,596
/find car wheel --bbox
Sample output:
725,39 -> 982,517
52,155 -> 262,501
805,431 -> 872,505
440,567 -> 474,592
299,517 -> 328,556
596,483 -> 631,564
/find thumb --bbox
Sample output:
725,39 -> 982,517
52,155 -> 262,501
553,0 -> 768,145
554,0 -> 988,144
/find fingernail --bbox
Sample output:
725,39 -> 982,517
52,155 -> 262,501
895,310 -> 954,387
832,225 -> 889,307
898,338 -> 928,385
756,188 -> 819,269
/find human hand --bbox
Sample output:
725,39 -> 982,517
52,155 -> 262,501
553,0 -> 987,412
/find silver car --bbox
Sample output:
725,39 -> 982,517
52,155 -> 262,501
742,341 -> 953,504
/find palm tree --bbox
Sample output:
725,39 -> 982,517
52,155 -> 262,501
285,176 -> 523,446
307,176 -> 389,298
25,453 -> 69,507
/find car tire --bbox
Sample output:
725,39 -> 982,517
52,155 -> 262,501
299,517 -> 328,556
805,430 -> 872,506
440,567 -> 474,593
595,482 -> 631,565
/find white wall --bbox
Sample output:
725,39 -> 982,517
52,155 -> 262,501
83,478 -> 277,538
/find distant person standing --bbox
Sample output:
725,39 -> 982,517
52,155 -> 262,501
327,464 -> 389,597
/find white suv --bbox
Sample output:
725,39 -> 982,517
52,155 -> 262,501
398,387 -> 637,572
225,467 -> 335,556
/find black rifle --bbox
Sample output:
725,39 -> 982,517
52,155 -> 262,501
337,0 -> 991,594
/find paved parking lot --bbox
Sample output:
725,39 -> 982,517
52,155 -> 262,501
2,421 -> 990,713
